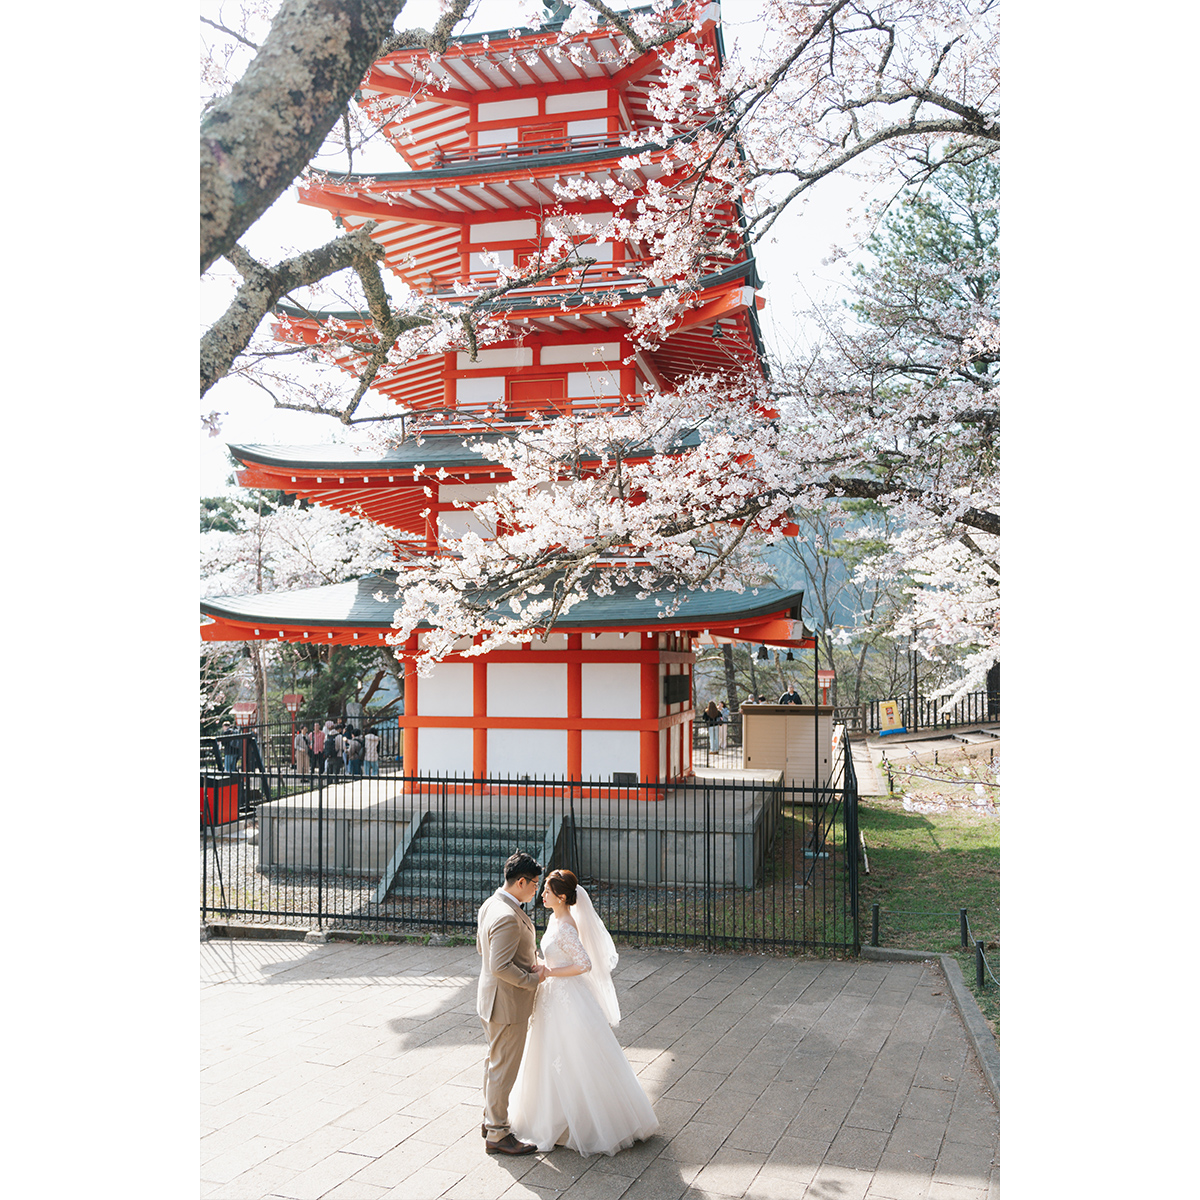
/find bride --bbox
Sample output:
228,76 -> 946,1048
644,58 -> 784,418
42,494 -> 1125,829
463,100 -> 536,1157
508,869 -> 659,1156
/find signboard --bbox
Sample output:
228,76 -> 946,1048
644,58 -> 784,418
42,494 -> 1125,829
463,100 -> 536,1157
878,700 -> 906,736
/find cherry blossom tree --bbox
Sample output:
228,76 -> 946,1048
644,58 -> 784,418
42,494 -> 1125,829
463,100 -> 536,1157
200,491 -> 397,718
199,0 -> 1000,688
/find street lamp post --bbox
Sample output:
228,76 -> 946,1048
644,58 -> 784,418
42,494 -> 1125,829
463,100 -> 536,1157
231,702 -> 257,796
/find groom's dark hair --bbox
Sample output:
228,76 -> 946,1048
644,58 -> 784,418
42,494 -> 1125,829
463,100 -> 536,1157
504,850 -> 543,882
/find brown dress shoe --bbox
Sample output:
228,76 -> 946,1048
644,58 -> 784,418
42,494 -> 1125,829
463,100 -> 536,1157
485,1133 -> 537,1155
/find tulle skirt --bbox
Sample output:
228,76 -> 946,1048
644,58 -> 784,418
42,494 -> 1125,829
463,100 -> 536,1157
508,975 -> 659,1156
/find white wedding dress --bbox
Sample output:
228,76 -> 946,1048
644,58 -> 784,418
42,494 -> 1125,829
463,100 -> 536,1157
508,903 -> 659,1156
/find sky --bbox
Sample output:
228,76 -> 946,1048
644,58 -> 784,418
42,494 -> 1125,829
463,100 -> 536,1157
199,0 -> 869,494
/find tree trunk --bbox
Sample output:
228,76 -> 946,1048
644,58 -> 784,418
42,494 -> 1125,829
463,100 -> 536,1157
721,643 -> 740,713
201,0 -> 405,274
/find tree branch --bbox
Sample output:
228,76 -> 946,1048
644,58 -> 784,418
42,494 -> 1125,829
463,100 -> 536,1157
201,225 -> 386,398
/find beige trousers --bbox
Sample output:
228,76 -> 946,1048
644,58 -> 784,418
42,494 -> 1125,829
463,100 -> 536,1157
480,1016 -> 529,1139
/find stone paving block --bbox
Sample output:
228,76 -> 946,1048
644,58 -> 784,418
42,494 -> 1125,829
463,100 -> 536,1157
926,1183 -> 986,1200
409,1101 -> 481,1146
378,1164 -> 469,1199
200,1050 -> 272,1086
805,1162 -> 873,1200
648,1097 -> 703,1140
912,1053 -> 968,1092
204,1160 -> 299,1199
663,1068 -> 728,1105
784,1091 -> 854,1140
397,1081 -> 477,1120
200,1112 -> 284,1161
863,1155 -> 936,1199
580,1133 -> 670,1178
747,1080 -> 809,1118
884,1116 -> 945,1161
943,1101 -> 998,1148
615,1155 -> 699,1200
337,1112 -> 425,1158
824,1125 -> 890,1172
495,1175 -> 565,1199
257,1098 -> 361,1146
338,1132 -> 445,1188
745,1162 -> 815,1199
201,1081 -> 288,1128
844,1089 -> 905,1134
930,1139 -> 996,1191
329,1090 -> 413,1133
559,1165 -> 638,1200
439,1151 -> 542,1198
764,1133 -> 829,1173
271,1150 -> 373,1200
690,1147 -> 765,1197
657,1119 -> 728,1179
725,1108 -> 794,1154
899,1087 -> 955,1126
259,1122 -> 363,1175
202,1134 -> 295,1185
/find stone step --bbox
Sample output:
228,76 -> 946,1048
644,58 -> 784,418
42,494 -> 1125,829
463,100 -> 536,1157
384,820 -> 554,902
416,823 -> 550,841
385,886 -> 504,903
406,837 -> 543,858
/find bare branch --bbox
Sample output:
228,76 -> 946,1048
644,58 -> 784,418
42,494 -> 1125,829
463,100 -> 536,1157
200,14 -> 258,50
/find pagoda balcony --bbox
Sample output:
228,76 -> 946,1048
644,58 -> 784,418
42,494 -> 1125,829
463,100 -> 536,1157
431,129 -> 637,168
421,257 -> 749,301
422,258 -> 659,299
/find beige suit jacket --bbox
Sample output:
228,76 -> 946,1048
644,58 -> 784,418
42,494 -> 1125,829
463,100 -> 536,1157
476,889 -> 540,1025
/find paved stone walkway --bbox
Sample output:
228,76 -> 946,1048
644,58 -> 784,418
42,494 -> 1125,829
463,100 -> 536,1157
201,941 -> 998,1199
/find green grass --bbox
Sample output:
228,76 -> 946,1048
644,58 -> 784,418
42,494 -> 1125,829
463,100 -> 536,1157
858,783 -> 1000,1043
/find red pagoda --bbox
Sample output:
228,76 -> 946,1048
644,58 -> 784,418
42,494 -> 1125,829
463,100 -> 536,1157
201,3 -> 813,784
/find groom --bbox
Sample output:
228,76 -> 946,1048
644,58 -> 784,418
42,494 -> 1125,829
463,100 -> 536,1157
476,850 -> 546,1155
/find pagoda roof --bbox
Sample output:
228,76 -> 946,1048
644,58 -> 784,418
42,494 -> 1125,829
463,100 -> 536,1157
229,429 -> 701,475
360,4 -> 723,170
298,132 -> 752,295
228,430 -> 703,533
200,572 -> 813,650
273,262 -> 768,413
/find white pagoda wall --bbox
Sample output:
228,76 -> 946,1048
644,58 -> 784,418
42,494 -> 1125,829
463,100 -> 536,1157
405,633 -> 692,782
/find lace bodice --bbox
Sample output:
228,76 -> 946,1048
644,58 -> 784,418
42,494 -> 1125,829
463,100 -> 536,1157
540,917 -> 591,972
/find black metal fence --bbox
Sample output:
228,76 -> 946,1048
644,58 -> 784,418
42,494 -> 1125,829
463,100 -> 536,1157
201,736 -> 861,954
201,719 -> 404,779
834,690 -> 998,735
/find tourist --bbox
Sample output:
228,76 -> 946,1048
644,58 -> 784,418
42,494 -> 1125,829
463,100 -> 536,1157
220,722 -> 240,773
363,727 -> 380,776
703,701 -> 721,752
310,722 -> 326,774
719,701 -> 731,749
294,726 -> 311,774
345,726 -> 364,776
326,723 -> 344,776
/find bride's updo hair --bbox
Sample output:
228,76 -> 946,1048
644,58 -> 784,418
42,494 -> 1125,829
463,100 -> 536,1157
545,868 -> 578,906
